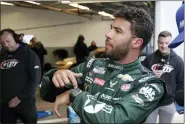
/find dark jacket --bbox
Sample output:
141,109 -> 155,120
142,49 -> 184,106
74,41 -> 89,64
40,58 -> 166,123
0,44 -> 41,103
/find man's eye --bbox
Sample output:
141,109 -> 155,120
116,29 -> 121,33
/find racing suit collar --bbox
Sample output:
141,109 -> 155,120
108,58 -> 141,71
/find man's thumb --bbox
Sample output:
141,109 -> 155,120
73,73 -> 83,77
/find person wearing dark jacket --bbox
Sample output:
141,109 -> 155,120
88,40 -> 98,52
74,35 -> 89,65
0,29 -> 41,123
31,41 -> 47,76
142,31 -> 184,123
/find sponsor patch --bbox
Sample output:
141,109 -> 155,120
104,87 -> 115,91
84,95 -> 113,114
138,75 -> 155,83
121,84 -> 131,91
93,66 -> 106,75
139,86 -> 155,101
86,59 -> 94,68
149,84 -> 161,93
108,64 -> 123,70
110,81 -> 118,88
132,94 -> 144,106
94,78 -> 105,86
117,74 -> 134,81
85,76 -> 93,83
0,59 -> 19,69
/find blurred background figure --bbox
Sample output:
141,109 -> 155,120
53,49 -> 69,61
74,35 -> 89,65
31,41 -> 47,76
88,40 -> 98,52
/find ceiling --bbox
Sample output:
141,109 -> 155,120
1,1 -> 155,20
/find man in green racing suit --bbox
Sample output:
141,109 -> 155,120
40,5 -> 167,123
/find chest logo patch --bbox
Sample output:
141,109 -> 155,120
0,59 -> 19,69
117,74 -> 134,81
121,84 -> 131,91
94,77 -> 105,86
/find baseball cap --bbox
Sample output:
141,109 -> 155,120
168,3 -> 184,48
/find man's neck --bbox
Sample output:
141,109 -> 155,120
161,49 -> 170,56
10,44 -> 19,52
116,51 -> 139,64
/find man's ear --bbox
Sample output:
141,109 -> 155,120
132,38 -> 143,49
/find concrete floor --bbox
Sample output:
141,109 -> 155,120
36,88 -> 67,122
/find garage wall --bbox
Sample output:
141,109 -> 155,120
1,5 -> 112,65
1,5 -> 111,47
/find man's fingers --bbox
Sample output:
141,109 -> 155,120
73,72 -> 83,78
52,76 -> 60,88
68,72 -> 78,88
54,104 -> 61,118
56,75 -> 65,87
61,71 -> 71,86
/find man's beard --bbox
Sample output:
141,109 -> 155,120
105,39 -> 132,61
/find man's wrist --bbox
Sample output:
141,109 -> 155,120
69,88 -> 82,103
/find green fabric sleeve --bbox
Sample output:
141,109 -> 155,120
72,81 -> 164,123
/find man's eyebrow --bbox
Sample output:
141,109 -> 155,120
110,24 -> 123,32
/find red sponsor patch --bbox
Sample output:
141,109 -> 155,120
121,84 -> 131,91
94,78 -> 105,86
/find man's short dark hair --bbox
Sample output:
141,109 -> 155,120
114,5 -> 154,50
158,31 -> 172,38
0,28 -> 23,43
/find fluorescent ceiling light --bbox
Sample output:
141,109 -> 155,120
58,1 -> 71,4
25,1 -> 40,5
69,3 -> 89,10
98,11 -> 115,19
1,2 -> 14,6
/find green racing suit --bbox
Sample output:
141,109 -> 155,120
40,58 -> 166,123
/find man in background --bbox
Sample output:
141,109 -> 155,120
0,29 -> 41,123
142,31 -> 184,123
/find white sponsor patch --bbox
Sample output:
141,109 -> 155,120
84,95 -> 113,114
163,64 -> 174,73
138,75 -> 156,83
87,59 -> 94,68
93,66 -> 106,75
104,87 -> 115,92
101,94 -> 112,100
139,86 -> 155,101
149,84 -> 161,93
132,94 -> 144,106
0,59 -> 19,69
117,74 -> 134,81
85,76 -> 93,83
108,64 -> 123,70
121,84 -> 131,91
110,81 -> 118,88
